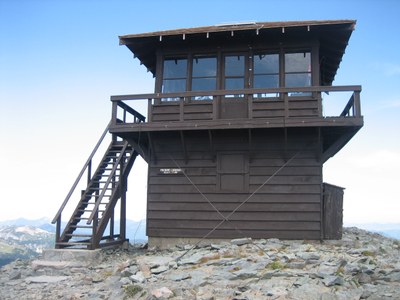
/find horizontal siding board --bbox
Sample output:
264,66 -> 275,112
249,175 -> 321,185
149,175 -> 216,185
151,114 -> 180,121
183,104 -> 213,113
148,193 -> 321,203
148,184 -> 217,193
148,202 -> 320,212
253,110 -> 285,118
289,109 -> 319,117
147,228 -> 321,239
183,113 -> 213,120
148,184 -> 320,194
253,101 -> 285,110
148,211 -> 321,221
250,166 -> 321,176
148,220 -> 320,231
288,100 -> 318,109
249,184 -> 321,194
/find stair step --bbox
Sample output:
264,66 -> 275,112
65,233 -> 93,237
56,242 -> 92,247
70,225 -> 93,229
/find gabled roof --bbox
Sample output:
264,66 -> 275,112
120,20 -> 356,86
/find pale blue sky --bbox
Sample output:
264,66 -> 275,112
0,0 -> 399,224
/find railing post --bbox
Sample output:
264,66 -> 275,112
147,98 -> 152,122
353,91 -> 361,117
55,215 -> 61,247
179,97 -> 184,121
111,101 -> 118,126
283,92 -> 289,118
87,160 -> 92,185
247,93 -> 253,119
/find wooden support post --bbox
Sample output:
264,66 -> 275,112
55,215 -> 61,247
87,160 -> 92,185
147,98 -> 153,122
353,91 -> 361,117
120,180 -> 127,242
283,93 -> 289,118
111,101 -> 118,125
180,131 -> 188,164
247,94 -> 253,119
179,97 -> 184,121
248,129 -> 253,162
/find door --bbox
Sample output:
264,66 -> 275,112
220,54 -> 248,119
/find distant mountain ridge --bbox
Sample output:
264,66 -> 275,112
344,223 -> 400,240
0,218 -> 147,267
0,224 -> 54,267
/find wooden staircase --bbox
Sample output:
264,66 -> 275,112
52,116 -> 145,249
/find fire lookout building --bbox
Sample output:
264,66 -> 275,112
53,20 -> 363,249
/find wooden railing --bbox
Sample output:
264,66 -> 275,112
110,85 -> 361,125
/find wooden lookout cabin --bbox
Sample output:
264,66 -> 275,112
53,20 -> 363,249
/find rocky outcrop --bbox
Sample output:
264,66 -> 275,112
0,227 -> 399,299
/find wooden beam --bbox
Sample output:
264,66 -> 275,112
322,130 -> 356,163
180,131 -> 188,164
147,132 -> 157,164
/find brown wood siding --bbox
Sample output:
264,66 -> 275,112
150,97 -> 319,122
146,128 -> 322,240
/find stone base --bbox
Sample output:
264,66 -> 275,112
148,237 -> 232,249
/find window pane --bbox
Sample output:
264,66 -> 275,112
285,52 -> 310,72
163,58 -> 187,78
254,54 -> 279,74
225,78 -> 244,90
285,73 -> 311,87
193,57 -> 217,77
192,78 -> 216,91
162,79 -> 186,93
254,75 -> 279,89
225,56 -> 245,76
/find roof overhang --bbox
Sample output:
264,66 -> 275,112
119,20 -> 356,86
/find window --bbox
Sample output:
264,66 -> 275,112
254,53 -> 279,88
224,55 -> 245,98
253,53 -> 279,98
162,58 -> 187,101
191,55 -> 217,100
285,52 -> 311,95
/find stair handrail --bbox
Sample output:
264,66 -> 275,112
86,140 -> 130,224
52,121 -> 111,224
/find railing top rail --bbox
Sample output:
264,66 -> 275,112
51,121 -> 111,224
110,85 -> 362,101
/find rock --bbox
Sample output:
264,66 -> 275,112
231,269 -> 259,280
151,264 -> 169,274
119,277 -> 131,285
1,227 -> 400,300
130,271 -> 146,283
322,275 -> 344,287
25,275 -> 69,284
9,271 -> 21,280
296,252 -> 321,261
151,287 -> 174,299
357,272 -> 372,284
167,272 -> 191,281
231,237 -> 252,246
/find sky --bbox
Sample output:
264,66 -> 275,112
0,0 -> 399,225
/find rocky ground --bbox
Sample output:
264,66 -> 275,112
0,227 -> 399,300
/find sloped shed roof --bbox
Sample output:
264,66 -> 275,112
119,20 -> 356,86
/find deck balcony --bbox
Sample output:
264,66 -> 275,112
109,85 -> 363,163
